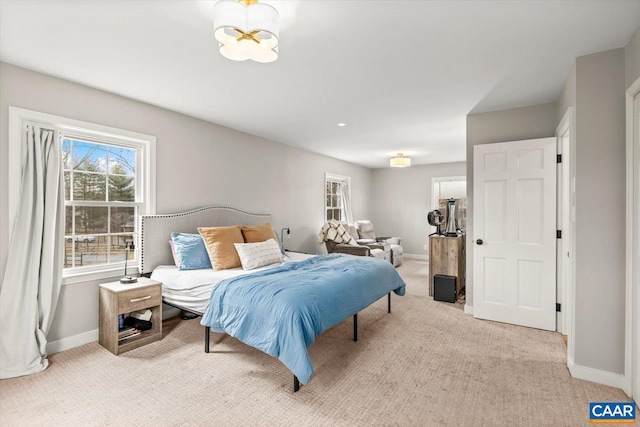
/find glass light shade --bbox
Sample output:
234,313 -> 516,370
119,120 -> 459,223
213,0 -> 279,63
390,155 -> 411,168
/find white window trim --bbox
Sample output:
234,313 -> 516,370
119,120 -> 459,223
324,172 -> 351,223
8,106 -> 156,285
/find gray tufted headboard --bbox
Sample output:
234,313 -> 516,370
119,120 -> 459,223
138,206 -> 271,275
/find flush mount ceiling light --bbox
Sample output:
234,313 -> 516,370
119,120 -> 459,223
390,152 -> 411,168
213,0 -> 279,63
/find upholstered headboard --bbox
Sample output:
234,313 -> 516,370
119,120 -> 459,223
138,206 -> 271,275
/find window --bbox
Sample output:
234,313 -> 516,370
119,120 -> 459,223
9,107 -> 156,284
62,137 -> 138,270
325,173 -> 351,223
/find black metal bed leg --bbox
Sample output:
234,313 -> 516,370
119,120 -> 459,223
205,326 -> 210,353
294,375 -> 300,392
388,292 -> 391,313
353,313 -> 358,342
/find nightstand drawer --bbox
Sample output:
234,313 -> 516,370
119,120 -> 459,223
118,285 -> 161,313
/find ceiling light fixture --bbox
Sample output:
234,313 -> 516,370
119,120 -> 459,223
213,0 -> 279,63
390,153 -> 411,168
337,123 -> 347,127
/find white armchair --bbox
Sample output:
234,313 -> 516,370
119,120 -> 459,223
354,220 -> 403,267
345,224 -> 391,262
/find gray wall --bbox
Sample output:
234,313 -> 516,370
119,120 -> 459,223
370,162 -> 466,256
557,62 -> 576,124
625,26 -> 640,88
465,103 -> 558,308
573,48 -> 626,373
0,62 -> 372,343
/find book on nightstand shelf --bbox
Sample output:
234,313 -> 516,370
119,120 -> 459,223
118,327 -> 140,341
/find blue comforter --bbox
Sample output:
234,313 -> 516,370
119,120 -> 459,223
200,254 -> 406,385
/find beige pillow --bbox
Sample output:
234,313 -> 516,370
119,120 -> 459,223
241,223 -> 278,244
234,239 -> 284,270
198,225 -> 244,270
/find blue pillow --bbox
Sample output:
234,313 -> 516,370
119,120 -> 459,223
170,232 -> 212,270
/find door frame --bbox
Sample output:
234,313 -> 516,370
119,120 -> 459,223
625,77 -> 640,400
556,107 -> 576,366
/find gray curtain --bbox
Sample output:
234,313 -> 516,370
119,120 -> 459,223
0,124 -> 64,379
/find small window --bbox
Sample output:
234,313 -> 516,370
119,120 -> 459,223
325,173 -> 351,223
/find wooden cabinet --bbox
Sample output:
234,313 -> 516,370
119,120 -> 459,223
429,235 -> 465,298
99,278 -> 162,355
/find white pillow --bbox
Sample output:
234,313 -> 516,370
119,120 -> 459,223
234,238 -> 284,270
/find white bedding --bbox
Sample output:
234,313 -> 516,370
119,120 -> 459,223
151,251 -> 313,313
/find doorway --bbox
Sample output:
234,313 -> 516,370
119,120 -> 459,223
431,176 -> 467,233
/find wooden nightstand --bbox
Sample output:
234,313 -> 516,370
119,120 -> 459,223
98,278 -> 162,355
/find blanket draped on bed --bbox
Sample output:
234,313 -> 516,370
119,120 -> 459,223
200,254 -> 406,385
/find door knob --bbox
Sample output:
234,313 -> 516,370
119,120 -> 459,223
476,239 -> 483,245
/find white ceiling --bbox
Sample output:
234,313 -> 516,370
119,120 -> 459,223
1,1 -> 639,168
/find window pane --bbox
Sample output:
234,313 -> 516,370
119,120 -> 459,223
326,182 -> 331,194
66,233 -> 102,268
62,139 -> 72,170
331,182 -> 338,194
64,171 -> 71,201
326,195 -> 331,208
74,206 -> 108,235
108,175 -> 135,201
65,206 -> 73,235
73,240 -> 106,268
332,209 -> 341,221
73,140 -> 106,173
110,207 -> 135,235
110,234 -> 135,262
331,195 -> 338,208
73,172 -> 106,201
108,146 -> 136,176
63,240 -> 75,268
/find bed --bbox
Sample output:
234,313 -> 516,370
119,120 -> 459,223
139,206 -> 406,391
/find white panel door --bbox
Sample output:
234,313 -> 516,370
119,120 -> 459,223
473,138 -> 556,331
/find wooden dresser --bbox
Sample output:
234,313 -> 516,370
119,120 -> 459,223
428,235 -> 466,298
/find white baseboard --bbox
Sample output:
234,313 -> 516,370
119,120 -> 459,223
568,356 -> 625,390
464,304 -> 473,315
404,253 -> 428,260
46,306 -> 182,355
47,329 -> 98,355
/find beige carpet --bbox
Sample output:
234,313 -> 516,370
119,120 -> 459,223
0,260 -> 631,426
